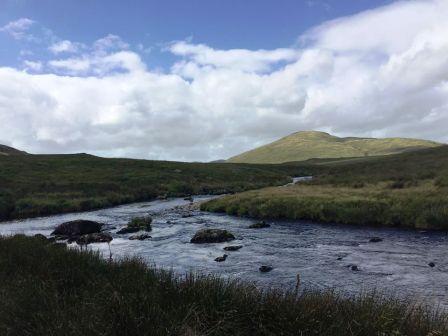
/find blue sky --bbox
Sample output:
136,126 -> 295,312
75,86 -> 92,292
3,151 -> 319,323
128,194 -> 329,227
1,0 -> 393,70
0,0 -> 447,161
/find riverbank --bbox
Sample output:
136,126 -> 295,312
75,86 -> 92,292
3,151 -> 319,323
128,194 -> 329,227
0,234 -> 446,336
0,153 -> 310,221
201,180 -> 448,229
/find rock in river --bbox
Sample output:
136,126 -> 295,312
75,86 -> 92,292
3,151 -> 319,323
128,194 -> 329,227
129,234 -> 152,241
259,265 -> 273,273
223,245 -> 243,251
369,237 -> 383,243
190,229 -> 235,244
215,254 -> 228,262
51,220 -> 103,237
248,221 -> 270,229
76,232 -> 113,245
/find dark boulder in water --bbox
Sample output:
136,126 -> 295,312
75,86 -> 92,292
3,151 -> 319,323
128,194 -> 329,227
428,262 -> 436,267
190,229 -> 235,244
116,227 -> 140,234
350,265 -> 359,271
129,234 -> 152,241
223,245 -> 243,251
214,254 -> 228,262
259,265 -> 273,273
248,221 -> 270,229
76,232 -> 113,245
51,220 -> 103,237
369,237 -> 383,243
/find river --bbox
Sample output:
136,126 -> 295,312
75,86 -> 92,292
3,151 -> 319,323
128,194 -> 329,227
1,189 -> 447,308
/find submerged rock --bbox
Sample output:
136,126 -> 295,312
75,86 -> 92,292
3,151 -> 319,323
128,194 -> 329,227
350,265 -> 359,271
223,245 -> 243,251
116,227 -> 140,234
429,262 -> 436,268
51,220 -> 103,237
369,237 -> 383,243
259,265 -> 273,273
214,254 -> 228,262
129,234 -> 152,241
248,221 -> 270,229
190,229 -> 235,244
76,232 -> 113,245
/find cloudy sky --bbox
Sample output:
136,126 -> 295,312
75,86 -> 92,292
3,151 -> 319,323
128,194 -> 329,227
0,0 -> 447,161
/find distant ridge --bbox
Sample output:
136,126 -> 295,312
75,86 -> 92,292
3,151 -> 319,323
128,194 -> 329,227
0,144 -> 27,156
228,131 -> 442,164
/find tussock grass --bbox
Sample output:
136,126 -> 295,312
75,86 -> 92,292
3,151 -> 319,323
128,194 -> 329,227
0,154 -> 308,221
0,235 -> 446,336
202,181 -> 448,229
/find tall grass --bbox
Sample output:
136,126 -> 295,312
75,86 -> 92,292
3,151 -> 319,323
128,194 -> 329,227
0,235 -> 446,336
202,181 -> 448,229
0,154 -> 310,221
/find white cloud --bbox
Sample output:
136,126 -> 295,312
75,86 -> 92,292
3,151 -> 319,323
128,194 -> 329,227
0,18 -> 34,40
49,40 -> 84,54
1,0 -> 448,161
93,34 -> 129,52
23,60 -> 43,72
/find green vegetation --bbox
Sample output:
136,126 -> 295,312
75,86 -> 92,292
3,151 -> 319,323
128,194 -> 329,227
228,130 -> 441,164
204,146 -> 448,230
0,144 -> 27,156
128,216 -> 152,230
0,153 -> 308,221
1,235 -> 446,336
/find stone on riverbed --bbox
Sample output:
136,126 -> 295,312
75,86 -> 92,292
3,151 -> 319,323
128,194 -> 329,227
248,221 -> 270,229
223,245 -> 243,251
190,229 -> 235,244
214,254 -> 228,262
116,227 -> 140,234
129,234 -> 152,241
51,220 -> 103,237
76,232 -> 113,245
259,265 -> 273,273
369,237 -> 383,243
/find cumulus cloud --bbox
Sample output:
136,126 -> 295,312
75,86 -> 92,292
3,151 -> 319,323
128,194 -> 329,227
49,40 -> 84,54
22,60 -> 43,72
1,0 -> 448,161
0,18 -> 34,40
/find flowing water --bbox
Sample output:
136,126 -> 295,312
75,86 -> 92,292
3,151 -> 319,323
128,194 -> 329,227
1,182 -> 447,307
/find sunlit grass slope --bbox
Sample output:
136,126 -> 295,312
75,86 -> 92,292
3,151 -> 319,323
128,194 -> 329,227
228,131 -> 441,164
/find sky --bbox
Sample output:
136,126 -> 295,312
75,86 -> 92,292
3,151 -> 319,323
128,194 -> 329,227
0,0 -> 447,161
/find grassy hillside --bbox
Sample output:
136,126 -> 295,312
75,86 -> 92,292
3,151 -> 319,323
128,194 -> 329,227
0,235 -> 446,336
204,146 -> 448,230
228,131 -> 441,164
0,144 -> 27,156
0,153 -> 310,221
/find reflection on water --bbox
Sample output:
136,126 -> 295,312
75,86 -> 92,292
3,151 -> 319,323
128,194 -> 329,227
1,195 -> 447,307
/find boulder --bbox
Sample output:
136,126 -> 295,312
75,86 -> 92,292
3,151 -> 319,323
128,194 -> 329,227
51,220 -> 103,237
248,221 -> 270,229
33,233 -> 48,242
429,262 -> 436,268
350,265 -> 359,271
223,245 -> 243,251
129,234 -> 152,241
128,216 -> 152,232
116,227 -> 140,234
190,229 -> 235,244
259,265 -> 273,273
214,254 -> 228,262
76,232 -> 113,245
369,237 -> 383,243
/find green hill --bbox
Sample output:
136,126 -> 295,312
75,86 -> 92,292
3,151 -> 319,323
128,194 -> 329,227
228,131 -> 442,164
0,144 -> 27,156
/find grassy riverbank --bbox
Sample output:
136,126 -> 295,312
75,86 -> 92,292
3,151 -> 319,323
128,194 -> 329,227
0,154 -> 310,221
203,146 -> 448,229
0,235 -> 446,336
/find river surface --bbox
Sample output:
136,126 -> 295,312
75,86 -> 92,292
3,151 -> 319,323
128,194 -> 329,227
1,186 -> 447,308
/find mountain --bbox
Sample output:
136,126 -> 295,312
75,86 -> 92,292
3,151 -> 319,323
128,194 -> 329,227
227,131 -> 442,164
0,144 -> 27,156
